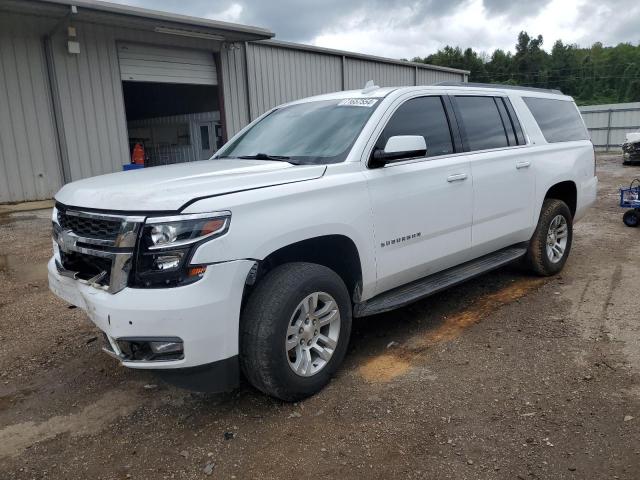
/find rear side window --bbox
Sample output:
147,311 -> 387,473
455,96 -> 509,151
376,96 -> 454,157
523,97 -> 589,143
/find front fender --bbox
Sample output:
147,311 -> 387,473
184,170 -> 378,299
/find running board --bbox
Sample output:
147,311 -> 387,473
353,245 -> 528,317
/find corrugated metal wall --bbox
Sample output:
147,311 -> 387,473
246,43 -> 342,117
220,43 -> 250,138
0,14 -> 63,203
580,102 -> 640,151
344,58 -> 414,89
240,41 -> 467,123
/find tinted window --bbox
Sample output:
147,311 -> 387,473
455,96 -> 509,151
218,99 -> 380,165
376,96 -> 453,157
523,97 -> 589,143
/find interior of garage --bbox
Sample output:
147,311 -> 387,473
123,82 -> 221,167
119,42 -> 223,167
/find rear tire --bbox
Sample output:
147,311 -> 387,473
240,262 -> 352,401
623,209 -> 639,227
526,199 -> 573,276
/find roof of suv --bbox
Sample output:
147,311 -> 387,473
283,82 -> 573,108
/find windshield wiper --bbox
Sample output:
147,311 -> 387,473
238,153 -> 293,162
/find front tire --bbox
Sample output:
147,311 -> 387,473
240,262 -> 352,401
526,199 -> 573,276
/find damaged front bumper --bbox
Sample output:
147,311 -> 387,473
48,256 -> 254,392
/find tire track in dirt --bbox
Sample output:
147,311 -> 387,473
358,277 -> 546,382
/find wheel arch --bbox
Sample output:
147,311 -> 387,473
544,180 -> 577,218
242,234 -> 364,309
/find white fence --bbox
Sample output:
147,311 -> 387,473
579,102 -> 640,151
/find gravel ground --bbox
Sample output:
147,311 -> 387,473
0,154 -> 639,479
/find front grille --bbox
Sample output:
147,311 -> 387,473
57,209 -> 121,240
54,204 -> 143,293
60,250 -> 111,286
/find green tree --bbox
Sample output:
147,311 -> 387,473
419,32 -> 640,104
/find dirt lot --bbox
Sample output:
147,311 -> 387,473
0,154 -> 639,479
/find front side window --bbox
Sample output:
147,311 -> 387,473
217,99 -> 380,165
523,97 -> 589,143
375,96 -> 454,157
455,96 -> 509,151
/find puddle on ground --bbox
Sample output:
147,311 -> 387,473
359,277 -> 545,383
0,214 -> 37,226
0,254 -> 48,282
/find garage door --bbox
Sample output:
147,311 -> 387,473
118,43 -> 218,85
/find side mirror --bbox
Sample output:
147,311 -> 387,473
370,135 -> 427,167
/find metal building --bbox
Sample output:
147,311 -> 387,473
0,0 -> 468,203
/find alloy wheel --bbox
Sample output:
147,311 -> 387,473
285,292 -> 341,377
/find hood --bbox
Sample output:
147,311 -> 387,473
55,160 -> 326,212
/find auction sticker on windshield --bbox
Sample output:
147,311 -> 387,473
338,98 -> 378,107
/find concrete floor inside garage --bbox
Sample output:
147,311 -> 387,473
0,154 -> 639,479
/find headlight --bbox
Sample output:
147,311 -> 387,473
131,212 -> 230,288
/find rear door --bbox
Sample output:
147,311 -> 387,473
451,94 -> 534,256
364,94 -> 473,295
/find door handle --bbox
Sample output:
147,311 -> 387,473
447,173 -> 468,182
516,161 -> 531,169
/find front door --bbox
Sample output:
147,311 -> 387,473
364,95 -> 473,295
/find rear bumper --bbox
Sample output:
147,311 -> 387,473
48,256 -> 253,381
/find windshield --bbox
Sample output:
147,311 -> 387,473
216,98 -> 380,165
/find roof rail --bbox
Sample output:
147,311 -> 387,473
436,81 -> 563,95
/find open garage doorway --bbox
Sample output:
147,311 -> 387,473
119,43 -> 224,167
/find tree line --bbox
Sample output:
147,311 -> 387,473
411,32 -> 640,105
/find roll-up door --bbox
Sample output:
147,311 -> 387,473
118,43 -> 217,85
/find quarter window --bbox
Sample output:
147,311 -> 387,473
375,96 -> 454,157
455,96 -> 509,151
523,97 -> 589,143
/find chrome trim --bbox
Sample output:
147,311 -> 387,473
145,211 -> 231,224
53,207 -> 144,294
64,209 -> 146,223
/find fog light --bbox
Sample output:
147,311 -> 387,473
114,337 -> 184,361
153,252 -> 184,270
150,341 -> 183,355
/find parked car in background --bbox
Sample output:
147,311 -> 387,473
48,82 -> 597,401
622,130 -> 640,164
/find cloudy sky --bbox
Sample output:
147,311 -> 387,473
112,0 -> 639,59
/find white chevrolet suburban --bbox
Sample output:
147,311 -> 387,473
48,82 -> 597,401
